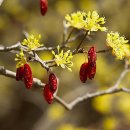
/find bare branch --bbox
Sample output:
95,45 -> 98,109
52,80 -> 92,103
0,66 -> 45,88
54,67 -> 130,110
0,42 -> 21,52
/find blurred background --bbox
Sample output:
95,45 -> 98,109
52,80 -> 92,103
0,0 -> 130,130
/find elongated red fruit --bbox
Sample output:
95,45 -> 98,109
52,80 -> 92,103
43,84 -> 54,104
40,0 -> 48,16
88,46 -> 96,63
49,73 -> 57,93
23,63 -> 33,89
79,62 -> 89,83
88,62 -> 96,80
16,66 -> 24,81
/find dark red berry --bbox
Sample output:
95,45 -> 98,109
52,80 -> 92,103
88,62 -> 96,80
40,0 -> 48,16
88,46 -> 96,63
79,62 -> 89,83
16,66 -> 24,81
49,73 -> 57,93
23,63 -> 33,89
43,84 -> 54,104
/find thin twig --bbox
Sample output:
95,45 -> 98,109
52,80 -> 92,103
76,31 -> 88,51
63,28 -> 74,46
0,42 -> 21,52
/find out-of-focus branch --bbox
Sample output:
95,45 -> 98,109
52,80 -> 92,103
0,0 -> 4,6
0,42 -> 21,52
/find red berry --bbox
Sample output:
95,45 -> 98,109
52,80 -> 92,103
79,62 -> 89,83
40,0 -> 48,16
49,73 -> 57,93
88,46 -> 97,63
43,84 -> 54,104
23,63 -> 33,89
88,62 -> 96,80
16,66 -> 24,81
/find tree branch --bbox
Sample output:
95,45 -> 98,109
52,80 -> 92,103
54,67 -> 130,110
0,66 -> 45,88
1,65 -> 130,110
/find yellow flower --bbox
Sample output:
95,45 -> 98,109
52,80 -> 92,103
65,11 -> 107,33
52,45 -> 73,71
106,32 -> 129,60
84,11 -> 107,33
15,49 -> 26,68
22,34 -> 43,51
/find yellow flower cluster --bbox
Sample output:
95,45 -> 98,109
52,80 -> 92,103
52,46 -> 73,71
22,34 -> 43,51
106,32 -> 130,60
65,11 -> 107,34
15,49 -> 26,68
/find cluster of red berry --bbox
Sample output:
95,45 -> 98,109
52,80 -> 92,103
44,73 -> 58,104
80,46 -> 97,83
40,0 -> 48,16
16,63 -> 33,89
16,63 -> 57,104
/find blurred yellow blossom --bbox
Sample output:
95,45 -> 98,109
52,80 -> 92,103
106,32 -> 129,60
48,104 -> 65,120
22,34 -> 43,51
102,117 -> 118,130
52,45 -> 73,71
65,11 -> 107,34
92,95 -> 113,114
15,49 -> 26,68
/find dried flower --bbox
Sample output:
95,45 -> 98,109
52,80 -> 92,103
23,63 -> 33,89
16,66 -> 24,81
40,0 -> 48,16
49,73 -> 57,93
43,84 -> 54,104
79,62 -> 89,83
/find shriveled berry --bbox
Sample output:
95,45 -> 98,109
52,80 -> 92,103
88,46 -> 96,63
79,62 -> 89,83
43,84 -> 54,104
49,73 -> 57,93
40,0 -> 48,16
16,66 -> 24,81
23,63 -> 33,89
88,62 -> 96,80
